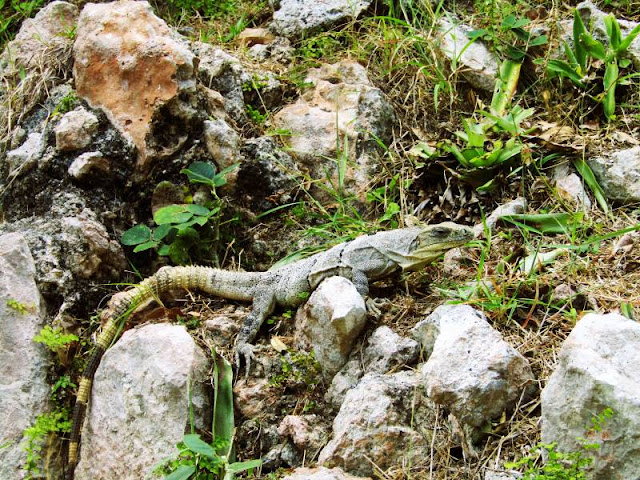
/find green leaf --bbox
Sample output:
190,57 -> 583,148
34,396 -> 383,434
154,205 -> 193,225
603,60 -> 619,120
501,213 -> 582,235
153,223 -> 174,241
157,244 -> 171,256
121,224 -> 151,246
618,23 -> 640,52
226,459 -> 262,473
212,355 -> 235,456
573,157 -> 609,213
578,33 -> 606,61
183,434 -> 216,459
181,161 -> 216,186
164,465 -> 196,480
212,163 -> 240,188
573,9 -> 588,69
604,14 -> 621,51
547,60 -> 586,88
185,204 -> 211,216
529,35 -> 547,46
132,240 -> 160,253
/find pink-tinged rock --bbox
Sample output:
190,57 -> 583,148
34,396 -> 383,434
73,1 -> 197,171
54,108 -> 99,151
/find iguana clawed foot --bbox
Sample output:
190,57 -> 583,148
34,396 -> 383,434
234,341 -> 257,378
366,297 -> 387,316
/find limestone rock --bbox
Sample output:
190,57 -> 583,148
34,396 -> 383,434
319,371 -> 433,476
414,305 -> 535,429
68,152 -> 111,182
273,61 -> 395,200
325,356 -> 364,408
437,17 -> 499,92
0,233 -> 49,479
74,324 -> 211,480
295,276 -> 367,379
283,466 -> 372,480
54,108 -> 99,152
0,1 -> 78,72
5,131 -> 45,178
277,414 -> 330,452
541,312 -> 640,479
271,0 -> 373,38
192,42 -> 250,123
73,0 -> 197,171
473,197 -> 527,237
553,163 -> 592,208
363,326 -> 419,373
237,136 -> 299,210
203,118 -> 242,170
586,147 -> 640,203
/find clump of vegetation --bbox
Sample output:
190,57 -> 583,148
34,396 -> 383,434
33,325 -> 78,353
121,161 -> 237,266
0,0 -> 43,46
22,410 -> 72,480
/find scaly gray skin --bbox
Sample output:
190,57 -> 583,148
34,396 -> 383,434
65,222 -> 473,479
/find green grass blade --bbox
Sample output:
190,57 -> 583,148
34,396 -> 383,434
619,23 -> 640,51
604,14 -> 621,51
572,157 -> 609,213
500,213 -> 582,235
164,465 -> 196,480
547,60 -> 586,88
572,9 -> 588,69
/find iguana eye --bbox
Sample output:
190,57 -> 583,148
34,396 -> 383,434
432,226 -> 450,236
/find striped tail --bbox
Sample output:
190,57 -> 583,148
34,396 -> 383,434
65,266 -> 214,479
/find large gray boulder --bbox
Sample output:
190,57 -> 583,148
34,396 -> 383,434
541,312 -> 640,479
0,233 -> 49,479
74,323 -> 211,480
586,147 -> 640,203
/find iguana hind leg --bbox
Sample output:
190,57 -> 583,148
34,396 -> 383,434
234,289 -> 276,375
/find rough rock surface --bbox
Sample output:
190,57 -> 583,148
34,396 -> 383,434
0,1 -> 78,72
277,414 -> 330,453
192,42 -> 250,123
363,325 -> 419,373
273,61 -> 395,199
75,324 -> 211,480
295,276 -> 367,379
586,147 -> 640,203
5,131 -> 45,178
541,312 -> 640,479
319,371 -> 433,476
73,0 -> 197,171
437,17 -> 499,92
0,233 -> 49,479
271,0 -> 373,38
553,163 -> 592,208
54,108 -> 99,152
414,305 -> 535,428
237,136 -> 299,209
283,466 -> 372,480
203,118 -> 242,170
68,151 -> 111,183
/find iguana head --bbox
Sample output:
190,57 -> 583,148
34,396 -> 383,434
396,222 -> 474,271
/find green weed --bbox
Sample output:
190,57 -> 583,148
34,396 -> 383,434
121,161 -> 238,266
0,0 -> 44,46
33,325 -> 78,352
22,410 -> 71,479
269,350 -> 322,390
6,297 -> 30,314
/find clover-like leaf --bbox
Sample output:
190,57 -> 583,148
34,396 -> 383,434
121,224 -> 152,246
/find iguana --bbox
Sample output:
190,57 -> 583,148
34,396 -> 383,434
65,222 -> 473,479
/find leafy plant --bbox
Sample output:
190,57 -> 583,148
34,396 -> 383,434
22,410 -> 72,479
471,13 -> 547,61
548,9 -> 640,120
33,325 -> 78,352
121,161 -> 237,265
6,297 -> 30,314
0,0 -> 43,45
157,354 -> 261,479
269,350 -> 322,389
506,408 -> 614,479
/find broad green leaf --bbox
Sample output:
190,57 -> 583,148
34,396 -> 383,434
563,41 -> 578,66
619,23 -> 640,52
212,355 -> 235,456
153,223 -> 174,241
547,60 -> 586,88
529,35 -> 547,47
132,240 -> 159,253
603,60 -> 618,120
573,157 -> 609,213
501,213 -> 582,235
158,244 -> 171,256
164,465 -> 196,480
181,161 -> 216,186
578,33 -> 606,60
226,459 -> 262,473
154,205 -> 193,225
573,9 -> 588,69
121,224 -> 151,246
212,163 -> 240,188
168,241 -> 190,265
619,58 -> 632,68
491,60 -> 522,116
604,14 -> 621,51
185,204 -> 211,216
183,434 -> 216,458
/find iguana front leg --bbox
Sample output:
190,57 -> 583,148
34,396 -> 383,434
234,288 -> 276,374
